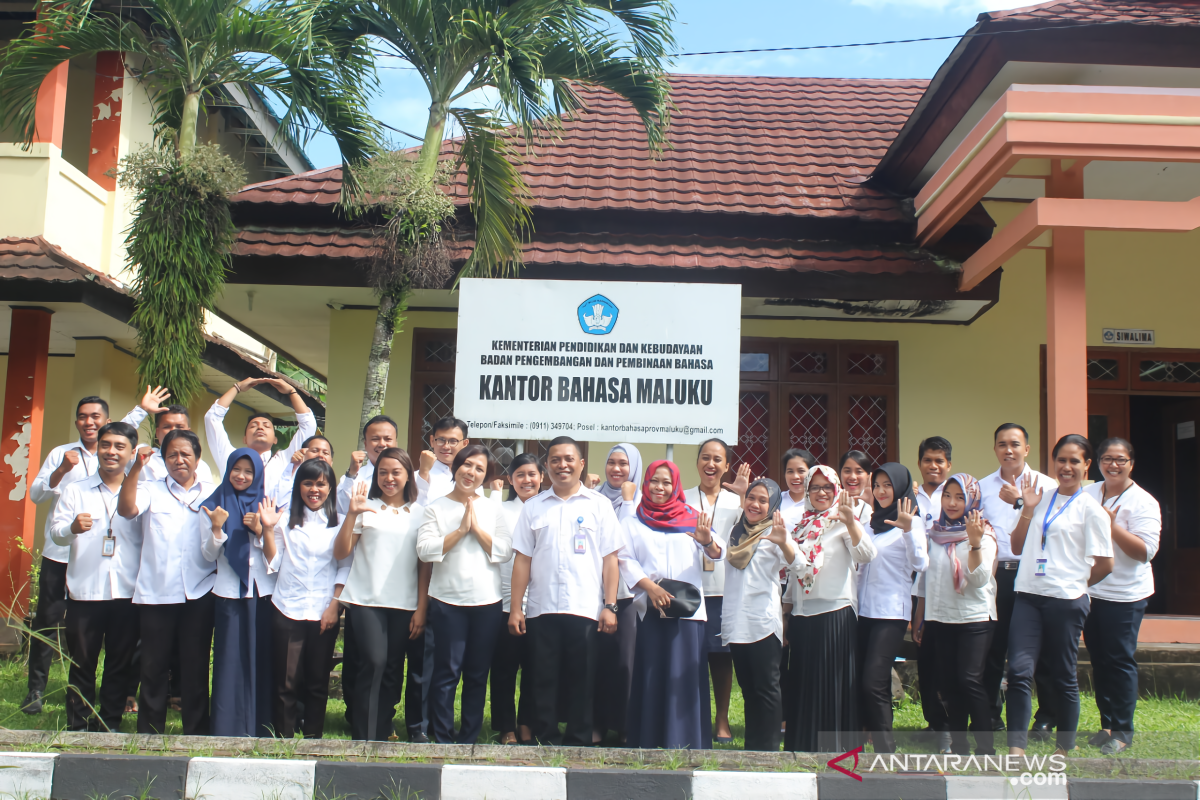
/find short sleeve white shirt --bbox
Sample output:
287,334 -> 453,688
619,516 -> 720,621
498,498 -> 527,613
1085,482 -> 1160,603
980,466 -> 1057,562
131,475 -> 217,604
340,499 -> 422,610
268,507 -> 351,621
1015,489 -> 1113,600
684,487 -> 741,597
49,475 -> 143,601
416,495 -> 511,606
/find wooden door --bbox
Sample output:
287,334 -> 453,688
1087,393 -> 1128,483
1161,399 -> 1200,614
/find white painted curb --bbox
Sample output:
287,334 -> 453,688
691,770 -> 818,800
441,765 -> 568,800
185,757 -> 316,800
0,752 -> 56,800
946,775 -> 1069,800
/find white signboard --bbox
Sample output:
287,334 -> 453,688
454,278 -> 741,445
1102,328 -> 1155,345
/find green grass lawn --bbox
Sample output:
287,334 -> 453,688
1,653 -> 1196,760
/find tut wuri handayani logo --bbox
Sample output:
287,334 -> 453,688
578,294 -> 619,335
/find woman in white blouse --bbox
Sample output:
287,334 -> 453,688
1008,435 -> 1113,756
720,478 -> 799,752
783,465 -> 877,753
417,445 -> 512,744
335,447 -> 430,742
780,448 -> 815,515
856,463 -> 926,754
255,458 -> 350,739
621,460 -> 724,750
490,453 -> 543,745
683,438 -> 746,744
915,473 -> 998,756
1083,438 -> 1161,755
838,450 -> 875,527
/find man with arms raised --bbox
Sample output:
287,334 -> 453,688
508,436 -> 621,746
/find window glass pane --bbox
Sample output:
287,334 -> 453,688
1087,359 -> 1120,382
1140,360 -> 1200,384
847,394 -> 888,466
421,383 -> 455,440
732,391 -> 771,477
846,352 -> 887,376
788,393 -> 828,465
788,351 -> 829,375
425,339 -> 456,363
740,352 -> 770,372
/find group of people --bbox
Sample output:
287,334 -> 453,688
24,378 -> 1159,757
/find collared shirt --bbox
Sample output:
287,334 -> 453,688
498,498 -> 527,613
49,474 -> 142,601
341,499 -> 423,610
921,534 -> 998,623
511,483 -> 621,621
619,517 -> 721,621
139,448 -> 214,486
912,481 -> 946,595
721,539 -> 800,646
30,406 -> 148,563
857,514 -> 927,620
1085,482 -> 1161,603
417,495 -> 512,606
786,518 -> 878,617
130,475 -> 217,604
203,402 -> 316,500
415,460 -> 454,506
979,465 -> 1057,562
201,516 -> 277,600
683,486 -> 741,597
268,507 -> 352,621
1015,489 -> 1113,600
780,492 -> 806,515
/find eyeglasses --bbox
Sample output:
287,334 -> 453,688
1099,457 -> 1131,466
433,438 -> 462,447
808,485 -> 837,496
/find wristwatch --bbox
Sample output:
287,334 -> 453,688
1013,498 -> 1024,510
603,603 -> 619,615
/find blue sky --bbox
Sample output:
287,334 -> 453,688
302,0 -> 1019,168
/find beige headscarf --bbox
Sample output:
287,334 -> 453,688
727,478 -> 781,571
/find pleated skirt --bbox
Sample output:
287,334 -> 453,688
211,594 -> 274,738
784,605 -> 859,753
626,611 -> 711,750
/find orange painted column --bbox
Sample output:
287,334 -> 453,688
87,52 -> 124,190
0,309 -> 53,618
31,62 -> 68,148
1045,162 -> 1089,448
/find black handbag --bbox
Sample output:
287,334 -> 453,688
655,578 -> 702,618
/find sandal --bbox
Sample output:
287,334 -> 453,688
500,732 -> 517,745
124,696 -> 138,714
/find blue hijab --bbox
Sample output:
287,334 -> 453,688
201,447 -> 265,589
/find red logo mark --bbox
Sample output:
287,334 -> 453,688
827,746 -> 864,780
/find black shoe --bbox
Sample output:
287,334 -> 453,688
408,730 -> 430,744
992,721 -> 1006,732
1029,721 -> 1054,743
1088,730 -> 1111,747
21,690 -> 43,715
936,731 -> 952,754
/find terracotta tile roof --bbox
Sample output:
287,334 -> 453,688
0,236 -> 126,291
235,74 -> 928,221
983,0 -> 1200,25
235,226 -> 376,259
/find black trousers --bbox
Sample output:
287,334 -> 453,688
27,558 -> 68,696
857,617 -> 908,753
137,593 -> 215,734
986,566 -> 1056,729
1083,596 -> 1146,745
1005,592 -> 1089,751
428,599 -> 502,745
345,604 -> 424,741
915,602 -> 948,731
64,598 -> 139,732
730,634 -> 782,752
930,619 -> 996,755
528,613 -> 597,747
490,612 -> 532,735
272,605 -> 338,739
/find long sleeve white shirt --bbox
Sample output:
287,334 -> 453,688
415,460 -> 454,506
787,519 -> 878,617
49,475 -> 142,601
139,448 -> 214,486
340,499 -> 423,610
857,515 -> 927,620
30,406 -> 148,563
201,516 -> 277,599
618,517 -> 720,621
268,507 -> 352,621
921,534 -> 998,623
979,466 -> 1057,562
334,460 -> 374,516
204,401 -> 316,499
417,495 -> 511,606
130,475 -> 217,604
683,486 -> 741,597
1085,482 -> 1160,603
721,538 -> 802,647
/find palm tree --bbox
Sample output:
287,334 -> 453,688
0,0 -> 380,403
341,0 -> 676,436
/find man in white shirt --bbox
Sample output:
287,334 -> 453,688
913,436 -> 952,745
138,404 -> 214,485
203,377 -> 317,499
978,423 -> 1058,736
415,416 -> 470,505
276,435 -> 335,508
49,421 -> 142,732
508,436 -> 620,746
336,414 -> 399,514
23,385 -> 166,715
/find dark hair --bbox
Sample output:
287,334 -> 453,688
994,423 -> 1029,444
781,448 -> 816,470
450,444 -> 496,486
546,435 -> 582,458
918,436 -> 953,462
698,437 -> 731,462
1052,434 -> 1094,462
98,421 -> 138,447
506,452 -> 545,501
369,447 -> 417,503
302,434 -> 334,455
76,396 -> 109,417
430,416 -> 468,438
155,404 -> 190,423
363,415 -> 398,438
838,450 -> 873,473
1096,437 -> 1135,461
245,413 -> 274,432
289,459 -> 338,529
160,429 -> 202,459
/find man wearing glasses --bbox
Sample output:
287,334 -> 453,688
416,416 -> 475,506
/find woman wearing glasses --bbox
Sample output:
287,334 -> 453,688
1082,438 -> 1160,755
1006,435 -> 1113,756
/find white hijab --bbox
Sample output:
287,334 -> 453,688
598,443 -> 642,509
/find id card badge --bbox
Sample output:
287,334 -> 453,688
702,556 -> 715,572
574,517 -> 587,555
101,535 -> 116,558
1035,558 -> 1048,578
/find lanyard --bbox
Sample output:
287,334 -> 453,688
1101,483 -> 1134,511
75,447 -> 92,477
166,481 -> 202,513
94,485 -> 119,532
1041,489 -> 1082,551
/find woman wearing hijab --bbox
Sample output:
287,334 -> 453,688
720,478 -> 800,752
620,460 -> 723,749
201,447 -> 275,737
783,466 -> 877,753
856,463 -> 927,753
915,473 -> 999,755
593,442 -> 643,743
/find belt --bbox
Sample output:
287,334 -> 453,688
1000,560 -> 1020,570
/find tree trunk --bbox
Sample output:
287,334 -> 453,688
357,288 -> 408,446
414,99 -> 447,181
179,91 -> 201,157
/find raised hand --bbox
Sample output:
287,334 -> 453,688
419,450 -> 436,476
242,512 -> 258,530
837,489 -> 857,526
692,512 -> 714,547
887,497 -> 915,532
722,463 -> 752,498
458,496 -> 474,535
70,513 -> 93,535
348,481 -> 372,516
1020,473 -> 1043,511
621,481 -> 637,502
489,477 -> 506,494
57,449 -> 82,475
131,446 -> 154,472
139,385 -> 171,415
998,474 -> 1022,505
202,505 -> 229,531
966,510 -> 986,547
291,450 -> 305,466
257,498 -> 282,532
765,510 -> 789,546
586,473 -> 601,489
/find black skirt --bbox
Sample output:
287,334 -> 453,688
784,605 -> 859,753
